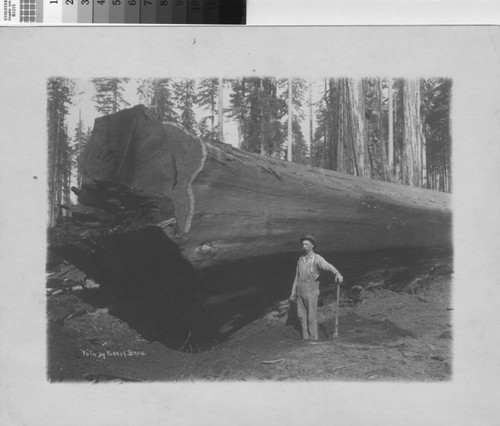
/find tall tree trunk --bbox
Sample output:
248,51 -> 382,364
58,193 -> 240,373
393,79 -> 403,185
48,106 -> 56,226
237,124 -> 242,148
209,80 -> 216,133
353,79 -> 369,177
337,78 -> 370,177
421,127 -> 427,189
417,81 -> 426,188
448,154 -> 451,193
326,79 -> 333,169
113,85 -> 118,113
62,125 -> 71,211
287,77 -> 292,161
218,77 -> 224,143
76,110 -> 83,188
336,80 -> 347,173
327,78 -> 339,170
375,78 -> 390,181
402,79 -> 423,187
419,82 -> 427,189
388,77 -> 394,177
48,78 -> 74,224
352,78 -> 371,178
259,79 -> 264,155
153,80 -> 159,115
52,112 -> 62,225
55,119 -> 63,222
444,126 -> 451,193
308,79 -> 313,166
322,78 -> 328,168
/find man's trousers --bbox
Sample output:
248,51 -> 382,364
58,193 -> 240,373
296,280 -> 320,340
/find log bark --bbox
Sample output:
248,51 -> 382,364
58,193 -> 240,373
48,105 -> 452,348
65,104 -> 450,268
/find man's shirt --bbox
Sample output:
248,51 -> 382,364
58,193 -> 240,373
294,252 -> 338,283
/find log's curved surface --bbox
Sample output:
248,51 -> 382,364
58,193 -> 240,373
49,105 -> 452,348
80,105 -> 451,269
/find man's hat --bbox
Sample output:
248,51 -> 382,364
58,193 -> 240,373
299,234 -> 317,248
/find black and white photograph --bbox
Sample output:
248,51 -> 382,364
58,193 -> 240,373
46,75 -> 452,382
1,24 -> 499,426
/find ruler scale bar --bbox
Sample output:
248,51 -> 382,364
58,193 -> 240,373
140,0 -> 155,23
35,0 -> 43,21
124,0 -> 139,23
62,0 -> 78,22
43,0 -> 62,23
93,0 -> 109,22
21,0 -> 36,22
2,0 -> 244,22
156,0 -> 171,24
109,0 -> 124,23
77,0 -> 92,22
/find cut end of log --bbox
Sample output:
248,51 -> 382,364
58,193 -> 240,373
83,104 -> 208,234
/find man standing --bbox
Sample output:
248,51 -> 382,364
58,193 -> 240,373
289,235 -> 343,340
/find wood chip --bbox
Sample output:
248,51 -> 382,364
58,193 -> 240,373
262,359 -> 285,364
328,362 -> 360,372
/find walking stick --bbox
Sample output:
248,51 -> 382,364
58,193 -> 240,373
333,284 -> 340,339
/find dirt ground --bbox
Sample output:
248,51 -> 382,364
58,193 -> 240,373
47,272 -> 452,382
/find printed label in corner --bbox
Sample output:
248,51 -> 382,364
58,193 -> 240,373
2,0 -> 21,22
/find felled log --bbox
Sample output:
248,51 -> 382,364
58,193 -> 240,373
60,105 -> 450,263
48,105 -> 452,348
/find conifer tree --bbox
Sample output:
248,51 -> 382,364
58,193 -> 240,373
173,78 -> 197,134
73,112 -> 92,188
91,78 -> 130,115
227,78 -> 250,147
229,77 -> 286,157
421,77 -> 452,192
136,78 -> 177,123
197,78 -> 220,143
47,77 -> 75,226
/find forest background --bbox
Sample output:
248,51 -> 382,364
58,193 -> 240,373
47,76 -> 451,227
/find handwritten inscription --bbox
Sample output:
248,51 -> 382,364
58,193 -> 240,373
81,349 -> 146,360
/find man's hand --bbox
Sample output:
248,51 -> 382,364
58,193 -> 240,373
289,292 -> 296,302
335,272 -> 344,284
